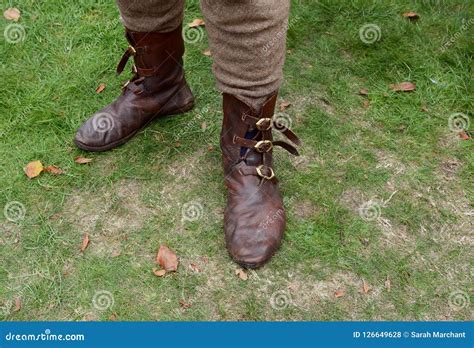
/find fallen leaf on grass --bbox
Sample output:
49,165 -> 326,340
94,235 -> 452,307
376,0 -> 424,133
14,297 -> 21,312
156,245 -> 179,272
80,233 -> 89,252
358,88 -> 369,96
458,130 -> 470,140
188,19 -> 205,28
4,8 -> 21,21
189,263 -> 201,273
334,290 -> 345,298
202,49 -> 212,57
152,268 -> 167,277
179,299 -> 192,309
95,83 -> 106,94
44,165 -> 64,175
362,99 -> 370,109
108,312 -> 118,321
403,12 -> 420,20
362,279 -> 370,294
389,82 -> 416,92
74,156 -> 93,164
111,250 -> 121,258
235,268 -> 248,281
280,100 -> 291,111
24,160 -> 43,179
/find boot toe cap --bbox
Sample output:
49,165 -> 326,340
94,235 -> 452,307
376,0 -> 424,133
74,112 -> 120,151
225,215 -> 285,268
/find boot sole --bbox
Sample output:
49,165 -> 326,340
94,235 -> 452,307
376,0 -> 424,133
74,99 -> 195,152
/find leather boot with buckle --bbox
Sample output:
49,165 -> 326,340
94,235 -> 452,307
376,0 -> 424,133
220,93 -> 301,268
74,25 -> 195,151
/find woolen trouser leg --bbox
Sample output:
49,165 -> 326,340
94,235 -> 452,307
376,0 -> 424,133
200,0 -> 290,109
116,0 -> 184,33
116,0 -> 291,110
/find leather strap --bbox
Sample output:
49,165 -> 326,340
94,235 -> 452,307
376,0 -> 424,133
116,46 -> 146,75
275,123 -> 301,146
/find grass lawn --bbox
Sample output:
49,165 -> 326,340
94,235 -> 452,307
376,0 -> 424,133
1,0 -> 472,321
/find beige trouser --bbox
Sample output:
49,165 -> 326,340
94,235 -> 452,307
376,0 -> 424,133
116,0 -> 290,109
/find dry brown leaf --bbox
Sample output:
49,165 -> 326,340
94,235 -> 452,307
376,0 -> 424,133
111,250 -> 121,258
458,131 -> 470,140
358,88 -> 369,96
334,290 -> 345,298
14,297 -> 21,312
109,312 -> 118,321
80,233 -> 89,252
200,122 -> 207,130
202,49 -> 212,57
362,279 -> 370,294
403,12 -> 420,20
421,106 -> 429,112
74,156 -> 93,164
362,99 -> 370,109
95,83 -> 106,94
156,245 -> 179,272
4,8 -> 21,21
189,18 -> 205,28
152,268 -> 167,277
235,268 -> 248,281
385,276 -> 391,292
44,165 -> 64,175
189,263 -> 201,273
24,160 -> 44,179
280,100 -> 292,112
389,82 -> 416,92
207,145 -> 215,152
179,299 -> 192,309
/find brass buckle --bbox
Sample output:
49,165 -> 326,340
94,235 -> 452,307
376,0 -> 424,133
121,80 -> 130,90
128,45 -> 136,55
256,165 -> 275,180
256,118 -> 272,131
254,140 -> 273,153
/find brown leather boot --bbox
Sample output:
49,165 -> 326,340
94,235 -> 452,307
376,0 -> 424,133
74,25 -> 195,152
220,93 -> 301,268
